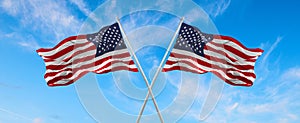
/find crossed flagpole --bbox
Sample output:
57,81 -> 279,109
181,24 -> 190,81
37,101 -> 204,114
116,17 -> 184,123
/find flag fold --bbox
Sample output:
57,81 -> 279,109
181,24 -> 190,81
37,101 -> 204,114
37,23 -> 138,86
163,23 -> 263,86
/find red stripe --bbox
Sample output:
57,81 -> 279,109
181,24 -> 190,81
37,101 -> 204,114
96,66 -> 139,74
164,59 -> 254,86
162,66 -> 206,74
213,35 -> 264,53
204,44 -> 257,65
208,41 -> 259,60
62,44 -> 96,62
170,52 -> 255,71
165,57 -> 256,78
45,59 -> 135,78
41,41 -> 92,59
47,71 -> 89,87
210,71 -> 252,86
48,66 -> 138,87
36,35 -> 87,53
46,61 -> 137,86
45,52 -> 131,70
165,60 -> 207,73
205,44 -> 238,62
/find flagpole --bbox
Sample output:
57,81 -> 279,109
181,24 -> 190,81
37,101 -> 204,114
136,17 -> 184,122
116,17 -> 164,123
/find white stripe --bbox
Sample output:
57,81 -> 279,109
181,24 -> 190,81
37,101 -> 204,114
45,49 -> 129,66
163,61 -> 206,73
167,56 -> 255,73
165,57 -> 251,85
204,49 -> 255,66
206,42 -> 259,62
51,62 -> 137,85
95,63 -> 137,73
42,42 -> 94,61
45,56 -> 134,75
45,49 -> 95,66
172,49 -> 256,72
212,39 -> 263,56
38,39 -> 89,57
166,56 -> 255,80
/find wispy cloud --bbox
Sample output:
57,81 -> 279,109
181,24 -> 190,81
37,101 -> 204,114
0,0 -> 82,48
0,0 -> 19,16
0,82 -> 21,89
198,0 -> 231,18
0,107 -> 32,121
281,67 -> 300,80
262,36 -> 282,65
69,0 -> 100,23
18,40 -> 40,51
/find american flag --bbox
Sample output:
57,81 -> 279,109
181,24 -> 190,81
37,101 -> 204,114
37,23 -> 138,86
163,23 -> 264,86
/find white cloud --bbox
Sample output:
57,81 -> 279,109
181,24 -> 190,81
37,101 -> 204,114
69,0 -> 100,23
185,8 -> 209,23
262,36 -> 282,64
1,0 -> 82,45
201,0 -> 231,18
0,107 -> 32,121
69,0 -> 91,16
0,0 -> 19,16
281,67 -> 300,80
225,102 -> 238,114
18,41 -> 40,51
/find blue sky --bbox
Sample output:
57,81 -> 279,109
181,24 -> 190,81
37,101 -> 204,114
0,0 -> 300,123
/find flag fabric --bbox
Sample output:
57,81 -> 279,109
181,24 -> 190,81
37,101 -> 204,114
37,23 -> 138,86
163,23 -> 264,86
